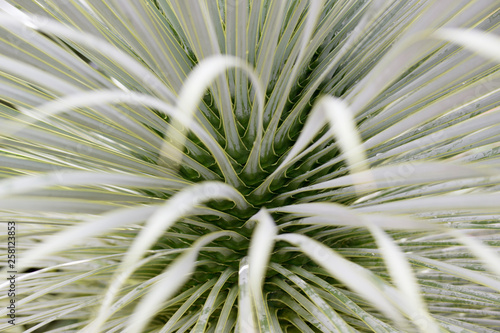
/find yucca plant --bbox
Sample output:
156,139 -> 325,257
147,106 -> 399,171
1,0 -> 500,332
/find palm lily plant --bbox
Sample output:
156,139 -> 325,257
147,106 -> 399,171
1,0 -> 500,332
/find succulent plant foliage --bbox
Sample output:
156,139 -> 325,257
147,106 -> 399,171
1,0 -> 500,332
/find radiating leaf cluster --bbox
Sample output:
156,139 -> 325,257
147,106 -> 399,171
0,0 -> 500,332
